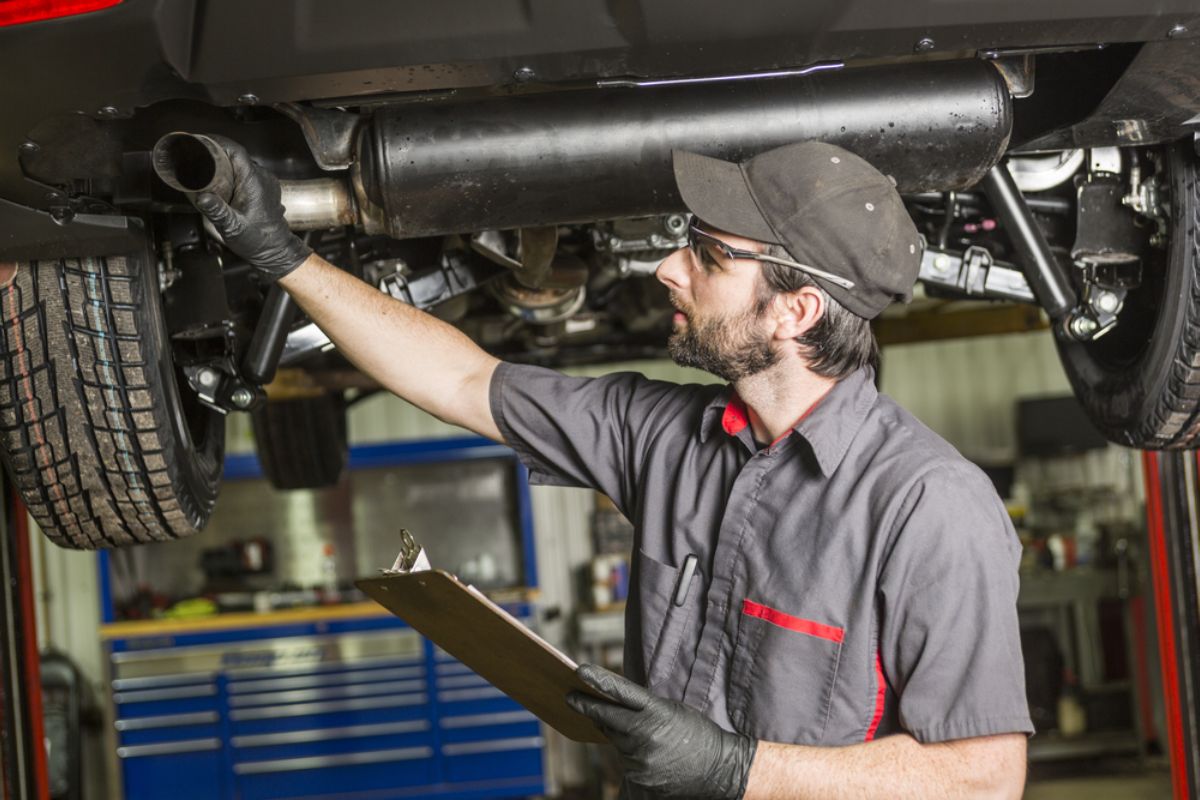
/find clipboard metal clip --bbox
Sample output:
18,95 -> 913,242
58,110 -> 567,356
384,528 -> 432,574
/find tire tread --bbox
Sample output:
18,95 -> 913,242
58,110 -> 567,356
0,254 -> 218,548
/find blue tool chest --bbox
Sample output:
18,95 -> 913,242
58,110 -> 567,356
101,439 -> 547,799
108,614 -> 545,799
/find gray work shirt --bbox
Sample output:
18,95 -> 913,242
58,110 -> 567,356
490,362 -> 1034,746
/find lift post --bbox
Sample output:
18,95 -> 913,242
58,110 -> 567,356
1141,452 -> 1200,800
0,484 -> 49,799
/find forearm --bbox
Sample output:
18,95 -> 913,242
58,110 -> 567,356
744,733 -> 1026,800
278,253 -> 503,440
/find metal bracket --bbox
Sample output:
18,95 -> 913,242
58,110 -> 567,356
183,360 -> 265,414
383,529 -> 431,575
919,244 -> 1036,303
275,103 -> 362,171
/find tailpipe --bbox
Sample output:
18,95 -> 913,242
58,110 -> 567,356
152,133 -> 236,201
152,133 -> 357,231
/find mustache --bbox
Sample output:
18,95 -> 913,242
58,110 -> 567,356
668,292 -> 692,316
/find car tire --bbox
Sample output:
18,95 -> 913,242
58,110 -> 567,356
250,393 -> 348,489
1057,139 -> 1200,449
0,241 -> 224,548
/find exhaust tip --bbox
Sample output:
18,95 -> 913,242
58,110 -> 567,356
152,133 -> 234,201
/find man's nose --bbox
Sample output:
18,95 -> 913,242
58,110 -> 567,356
656,247 -> 690,292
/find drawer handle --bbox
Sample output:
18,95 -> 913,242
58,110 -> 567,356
232,720 -> 430,748
442,736 -> 545,757
117,738 -> 221,758
111,672 -> 218,691
115,712 -> 218,731
440,711 -> 536,729
437,687 -> 505,702
234,746 -> 433,775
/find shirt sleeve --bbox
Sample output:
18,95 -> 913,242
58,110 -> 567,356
877,463 -> 1035,743
488,361 -> 687,516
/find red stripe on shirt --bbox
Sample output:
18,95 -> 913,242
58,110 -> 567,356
741,599 -> 845,643
865,650 -> 886,741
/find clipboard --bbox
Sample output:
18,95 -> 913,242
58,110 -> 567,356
354,532 -> 610,744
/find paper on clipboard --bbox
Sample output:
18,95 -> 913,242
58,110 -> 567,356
354,530 -> 610,744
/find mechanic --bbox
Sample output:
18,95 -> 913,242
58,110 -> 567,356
191,137 -> 1034,799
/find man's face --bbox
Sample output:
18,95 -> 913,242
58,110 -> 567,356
655,226 -> 779,382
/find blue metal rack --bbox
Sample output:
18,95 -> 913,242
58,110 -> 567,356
100,437 -> 546,800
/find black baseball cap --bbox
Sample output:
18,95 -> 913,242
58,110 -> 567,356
672,141 -> 922,319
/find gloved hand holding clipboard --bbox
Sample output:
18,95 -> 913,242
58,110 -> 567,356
355,530 -> 612,744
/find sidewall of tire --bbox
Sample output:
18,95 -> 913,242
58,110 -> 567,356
139,235 -> 224,529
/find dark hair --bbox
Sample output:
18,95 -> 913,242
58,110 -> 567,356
755,244 -> 879,379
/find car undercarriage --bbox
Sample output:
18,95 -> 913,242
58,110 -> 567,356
2,1 -> 1200,547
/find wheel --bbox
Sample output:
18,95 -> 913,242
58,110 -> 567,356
250,393 -> 348,489
0,240 -> 224,548
1057,139 -> 1200,449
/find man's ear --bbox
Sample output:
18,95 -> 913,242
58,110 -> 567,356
771,285 -> 825,340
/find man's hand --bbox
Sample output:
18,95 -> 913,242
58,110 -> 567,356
189,135 -> 312,281
568,664 -> 757,800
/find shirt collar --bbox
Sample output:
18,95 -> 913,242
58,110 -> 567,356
700,367 -> 878,474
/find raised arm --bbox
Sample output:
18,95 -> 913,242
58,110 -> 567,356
190,135 -> 502,441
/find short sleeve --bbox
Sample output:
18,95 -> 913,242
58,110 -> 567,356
878,464 -> 1035,743
488,362 -> 684,515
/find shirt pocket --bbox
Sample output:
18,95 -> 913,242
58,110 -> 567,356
635,549 -> 701,696
727,599 -> 844,744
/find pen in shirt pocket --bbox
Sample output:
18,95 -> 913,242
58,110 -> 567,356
674,554 -> 698,606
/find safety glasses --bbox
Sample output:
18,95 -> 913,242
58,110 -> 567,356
687,224 -> 856,290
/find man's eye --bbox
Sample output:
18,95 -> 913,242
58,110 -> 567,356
699,244 -> 725,273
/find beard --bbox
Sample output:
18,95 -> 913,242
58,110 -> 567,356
667,296 -> 779,382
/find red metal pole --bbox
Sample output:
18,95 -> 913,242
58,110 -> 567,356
1140,451 -> 1190,800
9,492 -> 48,800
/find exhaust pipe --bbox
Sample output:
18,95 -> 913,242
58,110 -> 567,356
152,133 -> 236,201
153,133 -> 358,231
155,58 -> 1012,240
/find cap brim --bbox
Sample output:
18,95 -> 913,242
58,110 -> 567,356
672,150 -> 779,243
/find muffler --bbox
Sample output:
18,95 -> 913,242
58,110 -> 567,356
359,58 -> 1011,238
155,58 -> 1012,240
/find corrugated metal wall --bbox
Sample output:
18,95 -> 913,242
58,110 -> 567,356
879,330 -> 1072,462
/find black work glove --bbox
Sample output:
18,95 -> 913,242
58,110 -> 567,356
568,664 -> 757,800
190,135 -> 312,281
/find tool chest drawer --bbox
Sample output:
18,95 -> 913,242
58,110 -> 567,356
234,745 -> 438,800
116,710 -> 220,746
231,718 -> 434,761
119,741 -> 226,800
439,708 -> 541,743
228,693 -> 431,736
